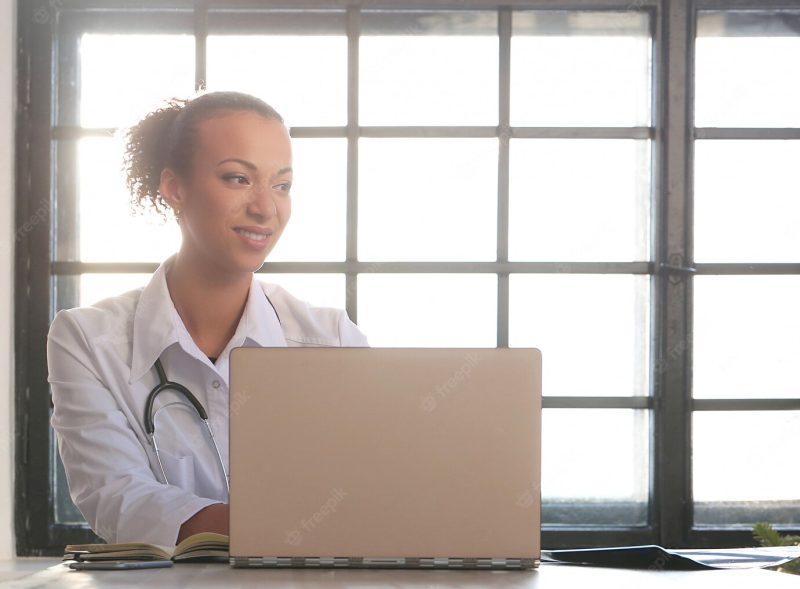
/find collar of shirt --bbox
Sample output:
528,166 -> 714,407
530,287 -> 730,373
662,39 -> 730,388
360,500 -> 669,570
128,254 -> 286,385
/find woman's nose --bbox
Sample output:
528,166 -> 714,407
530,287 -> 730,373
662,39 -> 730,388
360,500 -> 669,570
247,185 -> 278,219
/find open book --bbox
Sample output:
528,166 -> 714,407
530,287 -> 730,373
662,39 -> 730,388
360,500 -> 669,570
63,532 -> 229,563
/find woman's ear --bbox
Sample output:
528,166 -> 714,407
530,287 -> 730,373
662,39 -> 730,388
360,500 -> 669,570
159,168 -> 187,216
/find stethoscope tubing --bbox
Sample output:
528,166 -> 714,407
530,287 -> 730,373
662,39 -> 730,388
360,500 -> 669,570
146,358 -> 231,495
142,290 -> 280,497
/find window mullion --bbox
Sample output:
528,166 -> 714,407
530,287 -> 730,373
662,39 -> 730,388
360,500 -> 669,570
497,7 -> 511,348
345,6 -> 360,323
655,0 -> 694,547
194,2 -> 208,90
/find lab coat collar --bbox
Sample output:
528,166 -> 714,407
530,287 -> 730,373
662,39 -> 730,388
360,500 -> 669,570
129,255 -> 179,385
129,255 -> 285,384
237,274 -> 287,350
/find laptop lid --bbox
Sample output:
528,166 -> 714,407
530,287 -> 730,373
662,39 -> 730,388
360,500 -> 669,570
228,347 -> 541,569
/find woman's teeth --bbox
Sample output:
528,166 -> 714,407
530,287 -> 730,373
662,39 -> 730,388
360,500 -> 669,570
235,228 -> 267,241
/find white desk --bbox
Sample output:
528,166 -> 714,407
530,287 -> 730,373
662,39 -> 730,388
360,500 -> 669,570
1,558 -> 798,588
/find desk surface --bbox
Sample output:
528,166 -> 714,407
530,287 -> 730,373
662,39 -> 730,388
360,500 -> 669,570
1,558 -> 798,589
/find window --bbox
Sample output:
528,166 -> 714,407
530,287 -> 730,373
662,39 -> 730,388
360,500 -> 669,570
15,0 -> 800,555
692,9 -> 800,529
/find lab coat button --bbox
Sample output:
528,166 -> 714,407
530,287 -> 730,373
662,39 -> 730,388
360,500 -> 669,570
212,380 -> 221,389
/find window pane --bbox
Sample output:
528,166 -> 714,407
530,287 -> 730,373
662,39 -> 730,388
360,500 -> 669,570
357,274 -> 496,347
511,11 -> 651,127
266,138 -> 347,262
694,141 -> 800,263
696,11 -> 800,128
509,139 -> 650,262
207,35 -> 347,127
54,436 -> 85,525
80,34 -> 195,128
693,276 -> 800,399
79,274 -> 150,307
360,11 -> 497,126
509,275 -> 650,397
359,139 -> 497,262
260,273 -> 345,310
75,138 -> 181,263
542,409 -> 648,526
693,411 -> 800,526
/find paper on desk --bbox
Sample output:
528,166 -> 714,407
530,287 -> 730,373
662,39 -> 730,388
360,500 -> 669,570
542,545 -> 800,570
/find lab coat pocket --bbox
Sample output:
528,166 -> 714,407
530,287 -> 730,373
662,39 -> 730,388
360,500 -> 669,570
155,448 -> 196,492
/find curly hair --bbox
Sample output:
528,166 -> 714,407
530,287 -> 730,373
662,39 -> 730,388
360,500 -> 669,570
123,91 -> 284,219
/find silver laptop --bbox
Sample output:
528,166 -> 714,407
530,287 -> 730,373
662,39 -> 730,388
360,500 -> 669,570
228,347 -> 541,570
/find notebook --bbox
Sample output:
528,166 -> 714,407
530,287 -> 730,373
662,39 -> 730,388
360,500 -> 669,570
228,347 -> 541,570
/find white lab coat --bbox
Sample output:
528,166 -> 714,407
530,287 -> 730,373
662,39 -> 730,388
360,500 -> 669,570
47,254 -> 368,547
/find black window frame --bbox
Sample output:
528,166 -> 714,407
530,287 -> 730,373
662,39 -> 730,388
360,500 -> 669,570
15,0 -> 800,556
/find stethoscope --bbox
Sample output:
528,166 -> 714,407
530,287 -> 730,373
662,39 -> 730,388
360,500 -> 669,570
144,291 -> 281,495
145,358 -> 230,494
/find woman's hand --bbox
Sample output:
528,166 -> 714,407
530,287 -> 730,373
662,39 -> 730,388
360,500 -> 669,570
176,503 -> 229,543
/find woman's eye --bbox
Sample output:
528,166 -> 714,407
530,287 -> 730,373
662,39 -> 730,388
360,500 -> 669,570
223,174 -> 250,185
274,182 -> 292,193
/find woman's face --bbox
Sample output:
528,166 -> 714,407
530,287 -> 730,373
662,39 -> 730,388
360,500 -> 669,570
167,110 -> 293,276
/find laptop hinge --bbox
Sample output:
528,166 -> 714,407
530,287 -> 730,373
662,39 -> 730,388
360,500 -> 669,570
231,556 -> 540,569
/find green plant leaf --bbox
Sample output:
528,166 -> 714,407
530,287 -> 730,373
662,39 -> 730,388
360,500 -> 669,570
753,522 -> 790,547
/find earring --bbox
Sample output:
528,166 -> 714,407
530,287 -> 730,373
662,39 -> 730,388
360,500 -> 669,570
174,209 -> 182,223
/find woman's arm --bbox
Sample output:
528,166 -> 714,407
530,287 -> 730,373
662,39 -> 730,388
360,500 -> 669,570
176,503 -> 229,542
48,309 -> 221,546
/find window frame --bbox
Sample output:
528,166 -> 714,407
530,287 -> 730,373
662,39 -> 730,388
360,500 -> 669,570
687,0 -> 800,542
15,0 -> 800,556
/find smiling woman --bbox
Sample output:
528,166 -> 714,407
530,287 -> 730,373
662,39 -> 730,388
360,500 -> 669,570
45,91 -> 369,547
162,112 -> 292,266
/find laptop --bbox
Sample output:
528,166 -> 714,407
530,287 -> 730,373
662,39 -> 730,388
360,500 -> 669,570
228,347 -> 541,570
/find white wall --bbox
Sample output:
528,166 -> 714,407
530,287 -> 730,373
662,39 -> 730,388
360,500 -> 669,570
0,0 -> 15,560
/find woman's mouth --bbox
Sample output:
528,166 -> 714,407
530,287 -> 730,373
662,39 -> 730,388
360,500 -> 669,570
234,227 -> 273,249
235,228 -> 269,241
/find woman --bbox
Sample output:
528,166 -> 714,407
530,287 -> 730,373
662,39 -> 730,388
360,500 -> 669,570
47,91 -> 368,547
